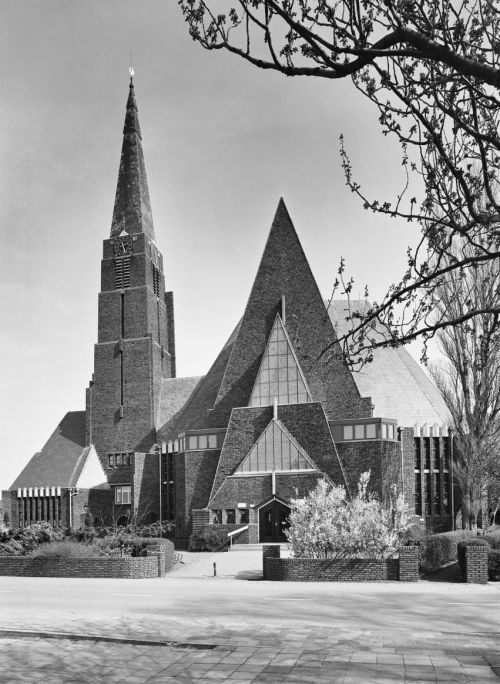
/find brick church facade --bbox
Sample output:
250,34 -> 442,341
3,81 -> 454,545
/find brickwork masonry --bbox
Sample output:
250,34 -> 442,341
465,546 -> 488,584
0,556 -> 161,579
263,546 -> 419,582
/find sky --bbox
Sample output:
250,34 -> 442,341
0,1 -> 424,493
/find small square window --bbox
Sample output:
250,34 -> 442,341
354,425 -> 365,439
115,486 -> 131,505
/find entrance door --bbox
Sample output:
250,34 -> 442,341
259,500 -> 290,543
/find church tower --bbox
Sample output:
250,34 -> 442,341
87,76 -> 175,465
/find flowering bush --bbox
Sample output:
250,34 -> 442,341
286,473 -> 413,560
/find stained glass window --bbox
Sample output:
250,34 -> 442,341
249,315 -> 311,407
235,419 -> 315,473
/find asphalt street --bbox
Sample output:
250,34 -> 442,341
1,548 -> 499,682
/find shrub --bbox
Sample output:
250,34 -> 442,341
457,538 -> 490,577
488,550 -> 500,581
416,530 -> 476,573
30,541 -> 105,558
188,528 -> 229,552
0,523 -> 65,556
286,473 -> 413,560
481,531 -> 500,550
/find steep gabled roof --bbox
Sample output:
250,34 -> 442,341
157,321 -> 241,439
327,300 -> 450,427
110,79 -> 155,240
10,412 -> 88,488
208,199 -> 371,425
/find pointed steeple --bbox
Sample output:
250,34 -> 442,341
110,76 -> 155,241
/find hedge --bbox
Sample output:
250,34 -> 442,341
188,528 -> 229,552
416,530 -> 476,573
488,550 -> 500,581
481,531 -> 500,550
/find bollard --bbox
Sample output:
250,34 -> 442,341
213,562 -> 217,577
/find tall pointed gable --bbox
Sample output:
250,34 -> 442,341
110,78 -> 155,240
208,199 -> 372,425
249,313 -> 312,407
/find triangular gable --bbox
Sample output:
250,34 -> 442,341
73,445 -> 108,489
249,314 -> 311,407
235,418 -> 316,474
208,199 -> 371,425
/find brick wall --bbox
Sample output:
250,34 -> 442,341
264,557 -> 399,581
0,556 -> 160,579
175,450 -> 220,542
465,546 -> 488,584
263,546 -> 419,582
336,439 -> 402,502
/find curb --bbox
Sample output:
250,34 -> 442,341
0,628 -> 217,650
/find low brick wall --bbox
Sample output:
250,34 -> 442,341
0,556 -> 160,579
465,546 -> 488,584
263,546 -> 419,582
133,538 -> 175,573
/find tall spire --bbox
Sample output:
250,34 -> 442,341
110,74 -> 155,241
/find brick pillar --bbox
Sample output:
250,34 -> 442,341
465,546 -> 488,584
399,546 -> 419,582
147,544 -> 166,577
263,545 -> 281,580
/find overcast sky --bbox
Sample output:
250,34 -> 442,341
0,1 -> 424,493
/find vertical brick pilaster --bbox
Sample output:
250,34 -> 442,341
263,545 -> 281,579
465,546 -> 488,584
399,546 -> 419,582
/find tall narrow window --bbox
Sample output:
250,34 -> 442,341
249,314 -> 311,407
115,257 -> 131,289
152,265 -> 161,297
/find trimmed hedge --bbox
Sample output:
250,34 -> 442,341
188,528 -> 229,552
416,530 -> 476,573
457,538 -> 490,577
488,550 -> 500,581
481,531 -> 500,550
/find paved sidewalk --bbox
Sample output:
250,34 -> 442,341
1,548 -> 499,683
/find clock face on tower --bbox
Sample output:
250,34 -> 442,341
113,235 -> 133,257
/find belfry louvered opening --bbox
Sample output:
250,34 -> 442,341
115,257 -> 131,289
152,264 -> 160,297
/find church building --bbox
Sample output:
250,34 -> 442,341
2,80 -> 453,546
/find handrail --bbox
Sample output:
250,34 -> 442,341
227,525 -> 249,547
